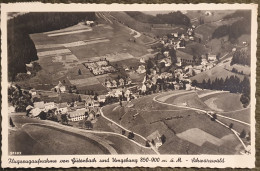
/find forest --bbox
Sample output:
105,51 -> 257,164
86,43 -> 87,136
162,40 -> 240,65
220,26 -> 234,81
211,10 -> 251,42
8,12 -> 96,81
230,48 -> 250,66
126,11 -> 191,26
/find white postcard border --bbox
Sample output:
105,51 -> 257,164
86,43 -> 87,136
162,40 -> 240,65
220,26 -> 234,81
1,3 -> 258,168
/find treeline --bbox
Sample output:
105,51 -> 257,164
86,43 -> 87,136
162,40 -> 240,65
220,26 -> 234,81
212,10 -> 251,42
231,48 -> 250,66
192,75 -> 250,107
126,11 -> 190,26
8,12 -> 96,81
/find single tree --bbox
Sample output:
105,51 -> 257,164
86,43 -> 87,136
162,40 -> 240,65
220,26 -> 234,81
240,129 -> 246,138
78,69 -> 82,75
229,123 -> 234,129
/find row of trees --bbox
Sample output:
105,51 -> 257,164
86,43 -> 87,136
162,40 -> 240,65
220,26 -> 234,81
126,11 -> 191,27
8,12 -> 96,81
192,75 -> 250,107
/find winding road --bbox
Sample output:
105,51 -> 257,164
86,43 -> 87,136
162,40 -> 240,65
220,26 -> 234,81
152,91 -> 250,151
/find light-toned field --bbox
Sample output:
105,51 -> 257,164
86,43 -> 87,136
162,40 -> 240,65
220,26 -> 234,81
202,92 -> 243,112
177,128 -> 224,146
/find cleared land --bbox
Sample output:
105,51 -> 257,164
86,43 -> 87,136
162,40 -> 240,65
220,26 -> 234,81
103,90 -> 243,154
26,18 -> 153,93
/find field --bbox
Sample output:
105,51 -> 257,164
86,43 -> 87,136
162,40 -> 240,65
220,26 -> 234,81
219,108 -> 250,123
204,93 -> 243,112
190,63 -> 245,83
9,116 -> 109,155
22,15 -> 155,94
102,90 -> 244,154
9,114 -> 154,155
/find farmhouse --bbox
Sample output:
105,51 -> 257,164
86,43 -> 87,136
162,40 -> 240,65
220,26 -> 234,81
147,130 -> 163,148
105,80 -> 112,88
112,80 -> 118,87
140,57 -> 145,63
208,54 -> 217,61
136,65 -> 146,74
98,95 -> 106,103
119,78 -> 124,86
54,81 -> 66,93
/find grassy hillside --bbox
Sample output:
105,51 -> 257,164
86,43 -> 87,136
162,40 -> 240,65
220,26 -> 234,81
190,64 -> 244,83
102,91 -> 242,154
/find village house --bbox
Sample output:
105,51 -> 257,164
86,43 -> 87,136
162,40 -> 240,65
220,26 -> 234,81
68,108 -> 87,122
85,96 -> 94,108
54,81 -> 66,93
136,65 -> 146,74
119,78 -> 125,86
112,80 -> 118,87
85,20 -> 94,26
140,57 -> 145,63
56,102 -> 68,114
124,89 -> 131,101
141,84 -> 147,93
208,54 -> 217,61
159,58 -> 172,67
147,130 -> 163,148
126,77 -> 132,85
29,89 -> 37,96
163,51 -> 169,57
44,102 -> 56,111
105,80 -> 112,88
30,107 -> 43,117
201,58 -> 208,66
206,63 -> 214,70
98,95 -> 106,103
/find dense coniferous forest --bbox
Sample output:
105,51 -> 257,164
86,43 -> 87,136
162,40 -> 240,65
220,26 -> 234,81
212,10 -> 251,42
8,12 -> 96,81
231,48 -> 251,66
126,11 -> 191,26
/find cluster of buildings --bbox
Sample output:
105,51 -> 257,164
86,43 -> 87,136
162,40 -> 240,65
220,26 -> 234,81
104,77 -> 132,89
159,25 -> 196,50
26,92 -> 103,123
84,59 -> 116,75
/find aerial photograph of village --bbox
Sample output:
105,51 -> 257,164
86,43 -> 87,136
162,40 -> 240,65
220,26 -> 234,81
7,10 -> 251,155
